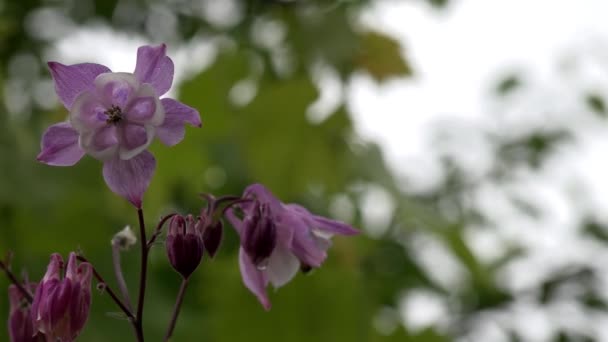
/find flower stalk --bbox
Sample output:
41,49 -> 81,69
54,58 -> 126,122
163,278 -> 189,342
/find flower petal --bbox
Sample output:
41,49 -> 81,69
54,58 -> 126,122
156,98 -> 201,146
266,244 -> 300,288
117,123 -> 154,160
125,84 -> 165,126
133,44 -> 174,96
225,208 -> 245,235
95,72 -> 139,109
48,62 -> 111,109
312,215 -> 359,235
239,247 -> 271,310
243,183 -> 284,214
126,97 -> 156,122
285,204 -> 359,236
288,218 -> 327,268
102,151 -> 156,208
37,122 -> 85,166
80,124 -> 119,161
69,91 -> 107,132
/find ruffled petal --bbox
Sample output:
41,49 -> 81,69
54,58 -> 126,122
156,98 -> 201,146
37,122 -> 85,166
266,244 -> 300,288
80,125 -> 119,161
94,72 -> 139,109
48,62 -> 111,110
125,84 -> 165,126
117,123 -> 154,160
102,151 -> 156,208
69,91 -> 107,132
133,44 -> 174,96
239,247 -> 271,310
126,97 -> 156,122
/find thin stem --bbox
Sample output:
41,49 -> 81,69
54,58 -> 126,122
111,242 -> 133,311
163,278 -> 189,342
76,255 -> 135,321
135,208 -> 148,342
0,260 -> 33,303
146,213 -> 177,249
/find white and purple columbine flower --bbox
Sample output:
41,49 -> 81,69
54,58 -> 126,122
30,253 -> 92,342
226,183 -> 358,310
37,44 -> 201,208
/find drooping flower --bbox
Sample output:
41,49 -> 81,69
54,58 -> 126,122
226,183 -> 359,310
166,214 -> 204,279
8,283 -> 45,342
31,253 -> 92,342
37,44 -> 201,208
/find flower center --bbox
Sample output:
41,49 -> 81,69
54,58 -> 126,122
105,105 -> 123,124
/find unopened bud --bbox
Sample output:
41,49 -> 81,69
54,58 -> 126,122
166,215 -> 204,279
202,220 -> 223,258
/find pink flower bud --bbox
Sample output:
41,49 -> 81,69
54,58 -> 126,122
8,283 -> 45,342
31,253 -> 92,342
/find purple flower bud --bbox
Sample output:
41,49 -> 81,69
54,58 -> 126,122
166,214 -> 204,279
8,283 -> 45,342
242,203 -> 277,268
31,252 -> 92,342
201,218 -> 223,259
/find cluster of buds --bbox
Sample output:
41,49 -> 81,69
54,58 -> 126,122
6,253 -> 92,342
164,195 -> 228,279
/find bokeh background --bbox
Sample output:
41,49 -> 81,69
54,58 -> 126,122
3,0 -> 608,341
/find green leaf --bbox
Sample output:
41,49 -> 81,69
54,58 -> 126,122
356,31 -> 412,82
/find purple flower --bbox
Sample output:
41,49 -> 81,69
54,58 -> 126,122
226,183 -> 359,310
8,283 -> 45,342
31,253 -> 92,342
166,214 -> 204,279
37,44 -> 201,208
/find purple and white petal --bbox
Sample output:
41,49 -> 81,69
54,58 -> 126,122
102,151 -> 156,208
69,91 -> 107,132
239,247 -> 271,310
117,123 -> 154,160
37,122 -> 85,166
156,98 -> 201,146
48,62 -> 111,110
289,222 -> 327,268
125,83 -> 165,126
266,244 -> 300,288
125,96 -> 156,123
95,72 -> 139,109
133,44 -> 174,96
80,125 -> 119,161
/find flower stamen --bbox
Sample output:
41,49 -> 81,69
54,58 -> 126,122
105,105 -> 123,124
